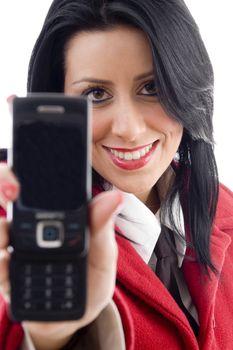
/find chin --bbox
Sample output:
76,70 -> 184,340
110,178 -> 156,195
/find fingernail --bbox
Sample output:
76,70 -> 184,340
6,94 -> 16,104
0,183 -> 18,200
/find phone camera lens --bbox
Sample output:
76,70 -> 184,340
43,226 -> 59,241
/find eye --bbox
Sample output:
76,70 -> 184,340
82,87 -> 112,103
139,81 -> 158,96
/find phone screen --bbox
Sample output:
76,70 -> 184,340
14,120 -> 86,211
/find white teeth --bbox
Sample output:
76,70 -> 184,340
124,152 -> 133,160
132,151 -> 141,160
110,143 -> 155,161
139,148 -> 146,157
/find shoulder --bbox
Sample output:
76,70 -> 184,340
214,183 -> 233,230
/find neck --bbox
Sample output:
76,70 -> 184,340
135,186 -> 160,214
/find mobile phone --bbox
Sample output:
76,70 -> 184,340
7,94 -> 91,321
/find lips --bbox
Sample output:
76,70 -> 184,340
110,143 -> 153,161
104,141 -> 159,170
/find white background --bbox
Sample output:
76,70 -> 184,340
0,1 -> 232,190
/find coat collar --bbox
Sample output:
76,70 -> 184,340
115,231 -> 199,347
115,186 -> 233,348
182,188 -> 233,348
184,228 -> 231,348
111,165 -> 187,266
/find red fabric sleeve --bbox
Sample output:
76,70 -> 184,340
0,207 -> 6,218
0,296 -> 24,350
0,157 -> 7,218
0,160 -> 23,349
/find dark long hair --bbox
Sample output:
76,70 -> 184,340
27,0 -> 219,274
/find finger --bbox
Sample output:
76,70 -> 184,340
6,94 -> 16,114
0,164 -> 20,209
0,249 -> 10,301
0,163 -> 20,189
0,218 -> 9,248
0,280 -> 10,303
88,191 -> 123,276
6,94 -> 16,104
0,250 -> 10,283
90,191 -> 124,234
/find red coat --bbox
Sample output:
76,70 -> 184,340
0,184 -> 233,350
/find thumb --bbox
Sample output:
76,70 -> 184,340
90,191 -> 124,233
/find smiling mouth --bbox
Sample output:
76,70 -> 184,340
103,141 -> 159,170
106,141 -> 158,161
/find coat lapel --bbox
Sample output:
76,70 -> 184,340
115,233 -> 199,347
183,223 -> 232,349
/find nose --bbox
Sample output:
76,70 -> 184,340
111,100 -> 146,142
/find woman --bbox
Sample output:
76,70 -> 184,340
1,0 -> 233,349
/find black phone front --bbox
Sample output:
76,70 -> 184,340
8,95 -> 91,321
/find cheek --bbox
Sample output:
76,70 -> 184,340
170,121 -> 183,142
165,120 -> 183,138
92,112 -> 110,143
148,106 -> 183,142
163,123 -> 183,152
92,119 -> 103,143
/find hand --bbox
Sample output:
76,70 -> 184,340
0,163 -> 123,350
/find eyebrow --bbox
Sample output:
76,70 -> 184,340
71,70 -> 155,86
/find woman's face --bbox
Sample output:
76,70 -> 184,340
64,26 -> 183,202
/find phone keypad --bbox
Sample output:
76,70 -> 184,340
18,262 -> 82,314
